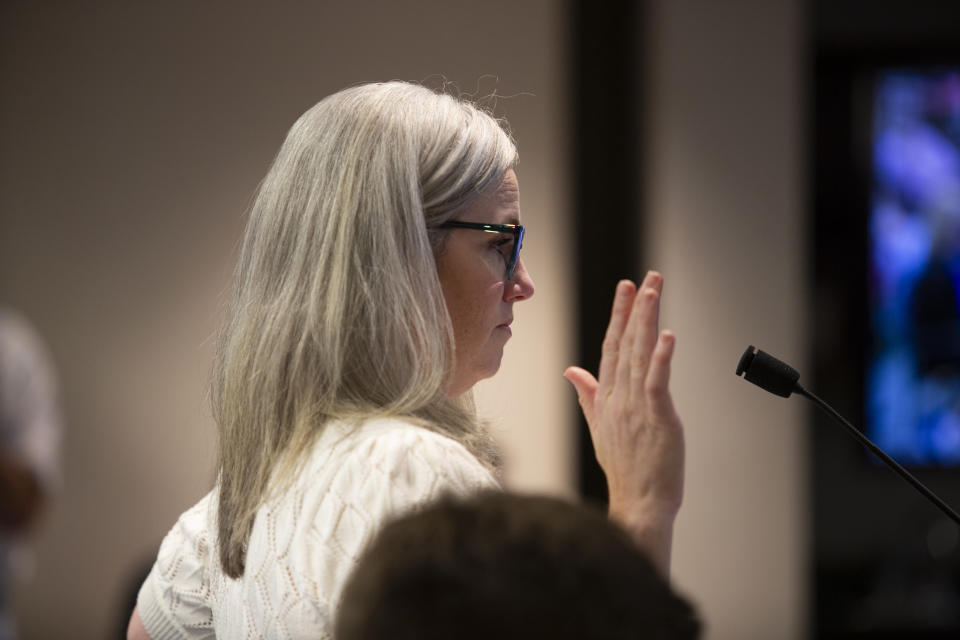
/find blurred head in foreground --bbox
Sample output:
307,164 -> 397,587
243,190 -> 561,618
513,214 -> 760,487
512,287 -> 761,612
335,492 -> 701,640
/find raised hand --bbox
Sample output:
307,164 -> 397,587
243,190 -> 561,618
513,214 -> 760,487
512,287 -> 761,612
563,271 -> 685,576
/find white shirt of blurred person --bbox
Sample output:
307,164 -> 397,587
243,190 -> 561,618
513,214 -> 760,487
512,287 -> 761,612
0,310 -> 61,640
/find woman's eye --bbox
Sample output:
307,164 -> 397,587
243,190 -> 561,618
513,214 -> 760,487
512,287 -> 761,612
493,237 -> 513,262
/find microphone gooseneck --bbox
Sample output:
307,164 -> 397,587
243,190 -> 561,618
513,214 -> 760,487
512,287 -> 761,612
736,345 -> 960,526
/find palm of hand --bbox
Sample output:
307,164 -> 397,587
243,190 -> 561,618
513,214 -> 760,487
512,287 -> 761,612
564,272 -> 685,537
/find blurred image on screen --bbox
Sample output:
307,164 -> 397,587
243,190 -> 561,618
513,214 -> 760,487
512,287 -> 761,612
869,69 -> 960,465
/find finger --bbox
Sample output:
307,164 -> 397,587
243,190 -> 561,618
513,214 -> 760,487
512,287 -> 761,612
644,330 -> 679,422
597,280 -> 637,394
642,269 -> 663,295
617,272 -> 661,394
563,366 -> 599,424
629,273 -> 663,395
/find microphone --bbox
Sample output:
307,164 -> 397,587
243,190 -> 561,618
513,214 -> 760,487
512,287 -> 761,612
736,345 -> 960,526
736,346 -> 800,398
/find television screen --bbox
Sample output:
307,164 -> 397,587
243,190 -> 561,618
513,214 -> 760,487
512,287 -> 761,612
868,69 -> 960,465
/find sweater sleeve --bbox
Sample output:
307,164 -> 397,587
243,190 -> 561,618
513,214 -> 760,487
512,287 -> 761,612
136,492 -> 216,640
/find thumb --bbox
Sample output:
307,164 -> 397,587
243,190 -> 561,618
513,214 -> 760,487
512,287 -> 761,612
563,366 -> 598,420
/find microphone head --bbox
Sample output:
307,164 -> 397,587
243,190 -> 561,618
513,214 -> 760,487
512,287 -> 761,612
736,345 -> 800,398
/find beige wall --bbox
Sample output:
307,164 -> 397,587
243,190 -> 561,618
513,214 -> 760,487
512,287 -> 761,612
645,1 -> 808,638
0,3 -> 572,637
2,1 -> 811,638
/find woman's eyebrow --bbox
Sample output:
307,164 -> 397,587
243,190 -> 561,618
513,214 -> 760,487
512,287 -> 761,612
499,203 -> 521,226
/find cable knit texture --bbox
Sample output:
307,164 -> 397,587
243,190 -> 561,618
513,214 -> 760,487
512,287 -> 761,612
137,418 -> 499,639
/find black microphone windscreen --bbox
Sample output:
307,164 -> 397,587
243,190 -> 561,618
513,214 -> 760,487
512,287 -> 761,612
735,345 -> 800,398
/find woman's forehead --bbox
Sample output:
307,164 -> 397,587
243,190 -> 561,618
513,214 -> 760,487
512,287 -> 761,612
491,171 -> 521,223
496,170 -> 520,203
456,171 -> 521,225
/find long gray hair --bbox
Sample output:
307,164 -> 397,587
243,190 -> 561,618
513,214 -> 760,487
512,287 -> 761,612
211,82 -> 517,577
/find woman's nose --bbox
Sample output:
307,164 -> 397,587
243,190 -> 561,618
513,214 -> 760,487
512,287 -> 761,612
504,258 -> 534,301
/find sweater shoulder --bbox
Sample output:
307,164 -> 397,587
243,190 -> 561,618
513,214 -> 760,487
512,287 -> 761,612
313,417 -> 498,502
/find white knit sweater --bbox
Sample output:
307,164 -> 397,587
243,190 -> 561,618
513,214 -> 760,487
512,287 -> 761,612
137,418 -> 499,639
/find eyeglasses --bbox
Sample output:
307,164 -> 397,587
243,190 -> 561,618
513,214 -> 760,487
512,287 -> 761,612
440,221 -> 526,280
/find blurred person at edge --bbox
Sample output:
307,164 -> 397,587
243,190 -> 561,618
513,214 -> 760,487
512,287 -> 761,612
128,81 -> 685,639
0,309 -> 61,640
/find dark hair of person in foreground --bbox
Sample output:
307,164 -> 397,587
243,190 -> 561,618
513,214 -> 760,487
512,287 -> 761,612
335,491 -> 702,640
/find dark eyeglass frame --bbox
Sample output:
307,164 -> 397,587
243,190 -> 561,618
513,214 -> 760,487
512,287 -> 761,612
440,221 -> 526,280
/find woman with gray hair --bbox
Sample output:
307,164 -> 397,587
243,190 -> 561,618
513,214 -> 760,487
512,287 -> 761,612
128,81 -> 685,639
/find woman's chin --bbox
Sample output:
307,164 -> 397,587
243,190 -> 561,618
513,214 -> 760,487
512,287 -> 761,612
447,356 -> 505,396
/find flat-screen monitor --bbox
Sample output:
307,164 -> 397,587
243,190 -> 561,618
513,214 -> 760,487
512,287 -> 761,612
868,69 -> 960,466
